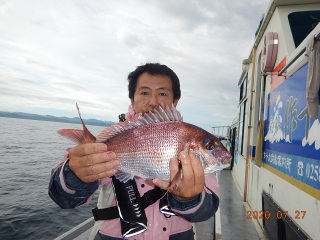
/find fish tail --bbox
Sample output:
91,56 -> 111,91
57,104 -> 96,144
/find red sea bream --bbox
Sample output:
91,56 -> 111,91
58,105 -> 232,182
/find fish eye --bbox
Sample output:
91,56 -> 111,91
206,144 -> 214,150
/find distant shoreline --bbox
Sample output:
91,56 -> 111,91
0,111 -> 116,127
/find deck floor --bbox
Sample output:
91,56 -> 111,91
216,169 -> 263,240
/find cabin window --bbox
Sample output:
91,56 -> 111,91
238,74 -> 247,156
288,10 -> 320,48
255,53 -> 264,122
239,74 -> 247,102
238,100 -> 246,156
259,75 -> 267,121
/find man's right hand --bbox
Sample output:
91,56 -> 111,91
68,143 -> 119,183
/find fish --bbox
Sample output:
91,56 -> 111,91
58,104 -> 232,183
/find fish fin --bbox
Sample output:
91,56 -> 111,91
114,171 -> 134,183
96,105 -> 183,142
153,108 -> 165,122
57,104 -> 96,144
170,104 -> 182,121
57,129 -> 86,144
76,104 -> 96,143
157,106 -> 170,121
143,112 -> 155,124
165,105 -> 175,121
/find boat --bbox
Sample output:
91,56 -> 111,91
222,0 -> 320,239
55,0 -> 320,239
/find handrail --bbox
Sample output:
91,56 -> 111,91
212,126 -> 230,138
278,29 -> 320,76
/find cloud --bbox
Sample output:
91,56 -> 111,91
0,0 -> 270,130
53,82 -> 87,91
0,74 -> 111,113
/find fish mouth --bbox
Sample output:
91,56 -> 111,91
196,148 -> 232,173
209,148 -> 232,165
203,161 -> 231,175
224,155 -> 232,165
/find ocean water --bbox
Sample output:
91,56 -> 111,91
0,117 -> 106,240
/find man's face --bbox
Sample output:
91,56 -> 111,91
131,72 -> 179,114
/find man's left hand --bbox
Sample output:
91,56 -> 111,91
152,151 -> 205,201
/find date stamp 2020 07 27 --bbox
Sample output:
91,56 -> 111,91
247,211 -> 306,220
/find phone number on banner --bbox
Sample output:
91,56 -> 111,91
263,149 -> 320,190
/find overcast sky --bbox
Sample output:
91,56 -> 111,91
0,0 -> 270,132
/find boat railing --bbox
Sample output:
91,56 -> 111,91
212,126 -> 230,140
278,29 -> 320,76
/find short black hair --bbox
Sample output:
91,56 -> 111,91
128,63 -> 181,101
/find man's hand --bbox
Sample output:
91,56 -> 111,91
152,151 -> 205,201
68,143 -> 119,183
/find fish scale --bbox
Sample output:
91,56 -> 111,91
107,122 -> 185,181
58,105 -> 232,183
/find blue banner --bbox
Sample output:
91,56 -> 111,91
264,63 -> 320,161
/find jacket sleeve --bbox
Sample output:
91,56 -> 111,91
48,148 -> 99,209
167,173 -> 219,222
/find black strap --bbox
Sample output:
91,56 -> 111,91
141,187 -> 164,208
92,187 -> 164,221
92,206 -> 118,221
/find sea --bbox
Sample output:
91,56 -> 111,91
0,117 -> 106,240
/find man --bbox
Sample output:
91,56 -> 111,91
49,63 -> 219,240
